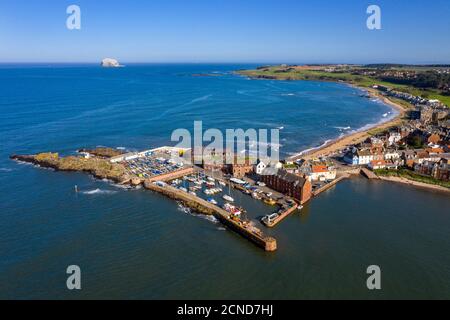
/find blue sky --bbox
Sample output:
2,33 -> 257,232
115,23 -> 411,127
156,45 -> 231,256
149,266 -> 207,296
0,0 -> 449,63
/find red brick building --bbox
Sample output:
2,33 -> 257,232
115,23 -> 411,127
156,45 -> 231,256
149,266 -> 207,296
260,169 -> 312,204
230,163 -> 253,178
228,155 -> 254,178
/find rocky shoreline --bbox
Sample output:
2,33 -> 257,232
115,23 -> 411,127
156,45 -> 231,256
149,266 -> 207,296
10,151 -> 130,184
10,150 -> 221,217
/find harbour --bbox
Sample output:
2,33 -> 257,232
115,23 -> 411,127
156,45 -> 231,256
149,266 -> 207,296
143,176 -> 277,252
2,63 -> 449,299
9,143 -> 417,253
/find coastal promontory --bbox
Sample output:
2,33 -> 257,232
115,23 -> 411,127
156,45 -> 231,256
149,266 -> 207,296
10,149 -> 128,183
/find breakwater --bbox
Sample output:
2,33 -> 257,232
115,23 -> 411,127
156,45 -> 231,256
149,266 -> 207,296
144,180 -> 277,252
261,204 -> 298,228
312,173 -> 351,196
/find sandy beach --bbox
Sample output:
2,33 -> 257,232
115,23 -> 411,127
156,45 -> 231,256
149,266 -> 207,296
378,176 -> 450,193
288,87 -> 407,161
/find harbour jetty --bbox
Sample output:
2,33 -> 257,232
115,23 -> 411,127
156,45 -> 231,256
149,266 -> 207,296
360,168 -> 379,180
261,204 -> 298,228
144,181 -> 277,252
312,173 -> 351,196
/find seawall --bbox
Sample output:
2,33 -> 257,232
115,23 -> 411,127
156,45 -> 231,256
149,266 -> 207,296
144,180 -> 277,252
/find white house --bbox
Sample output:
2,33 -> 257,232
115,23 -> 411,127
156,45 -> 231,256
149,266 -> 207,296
255,160 -> 267,175
356,149 -> 374,165
369,160 -> 398,170
307,165 -> 337,181
384,150 -> 400,160
387,132 -> 402,146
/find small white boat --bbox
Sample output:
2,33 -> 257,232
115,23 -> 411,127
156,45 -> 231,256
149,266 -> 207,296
207,177 -> 215,182
223,195 -> 235,202
219,181 -> 227,187
208,198 -> 218,205
178,187 -> 188,192
189,191 -> 196,196
262,212 -> 279,224
252,192 -> 261,200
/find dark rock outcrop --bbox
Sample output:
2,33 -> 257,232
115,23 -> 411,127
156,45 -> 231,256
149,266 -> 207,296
78,147 -> 124,158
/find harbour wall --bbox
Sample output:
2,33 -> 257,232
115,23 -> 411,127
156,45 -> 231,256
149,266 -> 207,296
144,180 -> 277,252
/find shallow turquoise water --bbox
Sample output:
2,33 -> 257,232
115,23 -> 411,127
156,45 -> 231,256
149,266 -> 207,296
0,64 -> 448,299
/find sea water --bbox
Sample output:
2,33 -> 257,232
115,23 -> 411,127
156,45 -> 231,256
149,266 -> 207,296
0,64 -> 449,299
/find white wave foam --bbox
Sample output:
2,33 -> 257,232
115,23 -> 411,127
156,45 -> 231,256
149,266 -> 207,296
177,202 -> 219,224
81,188 -> 118,195
185,94 -> 212,106
291,101 -> 399,159
333,126 -> 351,131
0,168 -> 13,172
112,183 -> 133,190
291,139 -> 333,158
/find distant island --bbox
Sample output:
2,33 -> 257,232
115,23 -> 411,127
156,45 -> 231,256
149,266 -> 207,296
101,58 -> 123,68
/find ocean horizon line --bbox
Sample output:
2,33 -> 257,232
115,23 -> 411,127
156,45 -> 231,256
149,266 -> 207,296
2,61 -> 449,66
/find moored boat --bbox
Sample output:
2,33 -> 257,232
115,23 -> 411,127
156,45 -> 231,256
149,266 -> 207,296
264,198 -> 277,206
223,195 -> 235,202
208,198 -> 218,205
252,192 -> 261,200
223,203 -> 241,216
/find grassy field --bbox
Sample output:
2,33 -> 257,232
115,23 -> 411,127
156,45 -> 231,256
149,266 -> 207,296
238,66 -> 450,107
374,168 -> 450,189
